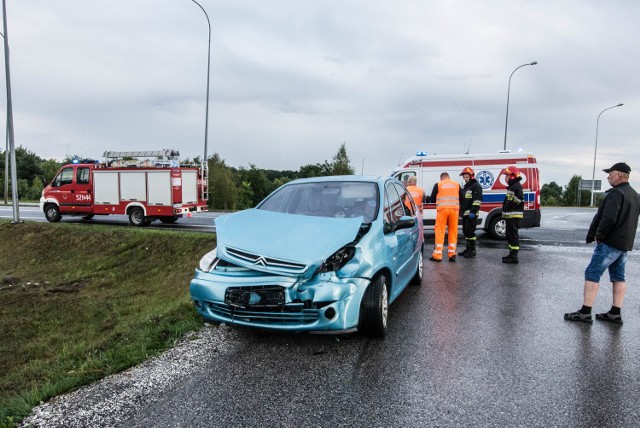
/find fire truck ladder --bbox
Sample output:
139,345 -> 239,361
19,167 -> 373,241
103,150 -> 180,161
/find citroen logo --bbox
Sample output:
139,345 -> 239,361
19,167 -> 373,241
255,256 -> 268,266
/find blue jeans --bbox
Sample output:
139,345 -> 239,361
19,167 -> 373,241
585,242 -> 627,283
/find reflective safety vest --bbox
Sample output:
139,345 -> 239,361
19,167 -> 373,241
435,179 -> 460,211
406,185 -> 425,211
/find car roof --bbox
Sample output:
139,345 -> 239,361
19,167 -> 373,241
284,175 -> 392,186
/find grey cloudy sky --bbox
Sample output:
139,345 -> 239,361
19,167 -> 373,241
4,0 -> 639,188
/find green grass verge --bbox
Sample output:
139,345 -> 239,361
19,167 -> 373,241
0,221 -> 214,423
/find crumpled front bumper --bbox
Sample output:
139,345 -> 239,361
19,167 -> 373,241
189,268 -> 371,333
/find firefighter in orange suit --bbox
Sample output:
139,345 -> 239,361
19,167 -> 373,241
405,176 -> 426,213
429,172 -> 461,262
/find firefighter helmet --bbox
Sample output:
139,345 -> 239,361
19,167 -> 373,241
504,166 -> 521,180
459,167 -> 475,178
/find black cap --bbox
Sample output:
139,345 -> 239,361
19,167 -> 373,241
603,162 -> 631,174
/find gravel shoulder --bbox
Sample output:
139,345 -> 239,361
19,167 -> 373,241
20,324 -> 232,428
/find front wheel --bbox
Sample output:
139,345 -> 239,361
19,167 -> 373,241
44,204 -> 61,222
488,216 -> 507,239
359,275 -> 389,338
128,207 -> 147,227
410,246 -> 424,286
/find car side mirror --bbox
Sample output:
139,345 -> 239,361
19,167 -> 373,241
394,216 -> 415,231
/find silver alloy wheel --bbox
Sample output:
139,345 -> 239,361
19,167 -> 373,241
417,251 -> 423,281
381,277 -> 388,329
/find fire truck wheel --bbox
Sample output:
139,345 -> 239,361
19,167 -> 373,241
488,216 -> 507,240
128,207 -> 147,227
82,214 -> 94,220
44,204 -> 61,222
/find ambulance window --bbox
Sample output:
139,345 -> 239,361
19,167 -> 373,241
77,168 -> 90,185
53,167 -> 74,187
397,172 -> 416,186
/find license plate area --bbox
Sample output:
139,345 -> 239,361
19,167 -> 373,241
224,287 -> 285,308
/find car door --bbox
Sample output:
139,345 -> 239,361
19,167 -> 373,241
383,181 -> 414,301
50,166 -> 75,213
392,181 -> 421,292
71,166 -> 93,214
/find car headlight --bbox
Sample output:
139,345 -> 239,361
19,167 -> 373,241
199,248 -> 218,272
315,245 -> 356,275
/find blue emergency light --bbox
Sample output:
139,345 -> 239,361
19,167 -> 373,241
416,151 -> 427,157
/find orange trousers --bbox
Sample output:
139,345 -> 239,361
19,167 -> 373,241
432,208 -> 459,260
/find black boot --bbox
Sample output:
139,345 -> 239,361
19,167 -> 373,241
502,250 -> 519,264
458,239 -> 469,257
464,240 -> 476,258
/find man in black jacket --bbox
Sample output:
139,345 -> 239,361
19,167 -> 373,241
565,162 -> 640,325
501,166 -> 524,264
458,167 -> 483,258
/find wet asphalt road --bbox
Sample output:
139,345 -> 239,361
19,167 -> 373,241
19,207 -> 640,426
118,210 -> 640,427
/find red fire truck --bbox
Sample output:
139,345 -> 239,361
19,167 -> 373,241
40,150 -> 208,226
392,150 -> 541,238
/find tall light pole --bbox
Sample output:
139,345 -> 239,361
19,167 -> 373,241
2,0 -> 18,222
1,30 -> 7,205
503,61 -> 537,151
191,0 -> 211,200
590,103 -> 623,207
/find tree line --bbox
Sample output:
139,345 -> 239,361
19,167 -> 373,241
0,143 -> 355,209
0,145 -> 602,208
541,176 -> 605,207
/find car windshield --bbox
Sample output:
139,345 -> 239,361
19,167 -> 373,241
258,181 -> 379,223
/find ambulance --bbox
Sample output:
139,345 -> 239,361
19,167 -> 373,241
40,150 -> 208,226
392,151 -> 541,238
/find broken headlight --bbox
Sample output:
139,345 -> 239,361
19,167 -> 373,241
199,247 -> 218,272
316,245 -> 356,275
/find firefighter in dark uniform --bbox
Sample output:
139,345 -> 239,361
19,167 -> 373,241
458,167 -> 483,258
501,166 -> 524,264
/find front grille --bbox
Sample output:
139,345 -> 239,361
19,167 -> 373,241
208,301 -> 320,325
225,247 -> 308,273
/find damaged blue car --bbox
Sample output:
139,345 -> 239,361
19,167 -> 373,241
190,176 -> 424,337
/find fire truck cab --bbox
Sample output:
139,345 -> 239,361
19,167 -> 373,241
40,150 -> 208,226
392,151 -> 541,239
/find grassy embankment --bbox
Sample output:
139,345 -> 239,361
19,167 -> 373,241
0,221 -> 214,425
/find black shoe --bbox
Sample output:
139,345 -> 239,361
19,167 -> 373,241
464,251 -> 476,259
449,256 -> 456,262
596,312 -> 623,325
458,249 -> 468,257
502,256 -> 519,264
564,311 -> 593,324
428,256 -> 441,262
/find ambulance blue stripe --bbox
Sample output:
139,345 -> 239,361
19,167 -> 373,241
482,193 -> 536,203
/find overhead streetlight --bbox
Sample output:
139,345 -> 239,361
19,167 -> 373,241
2,0 -> 18,223
503,61 -> 537,151
190,0 -> 211,202
590,103 -> 623,207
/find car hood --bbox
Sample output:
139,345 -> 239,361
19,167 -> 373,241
215,209 -> 363,276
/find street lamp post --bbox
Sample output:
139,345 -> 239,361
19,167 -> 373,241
503,61 -> 537,151
590,103 -> 623,207
191,0 -> 211,199
2,0 -> 18,222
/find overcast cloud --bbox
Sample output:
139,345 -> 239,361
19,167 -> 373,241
3,0 -> 639,188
